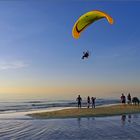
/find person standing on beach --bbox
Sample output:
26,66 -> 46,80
76,95 -> 82,108
87,96 -> 90,108
91,97 -> 96,108
121,93 -> 126,104
127,93 -> 131,104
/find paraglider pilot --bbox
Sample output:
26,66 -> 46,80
82,51 -> 89,59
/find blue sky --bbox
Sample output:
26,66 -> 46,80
0,0 -> 140,100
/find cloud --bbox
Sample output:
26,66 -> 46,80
0,60 -> 28,70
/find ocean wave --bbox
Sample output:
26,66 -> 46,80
0,99 -> 120,114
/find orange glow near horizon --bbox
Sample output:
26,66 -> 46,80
0,83 -> 139,101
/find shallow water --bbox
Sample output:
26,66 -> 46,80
0,99 -> 119,113
0,114 -> 140,140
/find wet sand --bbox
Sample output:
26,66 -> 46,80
28,104 -> 140,119
0,105 -> 140,140
0,114 -> 140,140
0,107 -> 72,120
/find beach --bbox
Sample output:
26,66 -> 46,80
0,113 -> 140,140
28,104 -> 140,119
0,0 -> 140,139
1,101 -> 140,140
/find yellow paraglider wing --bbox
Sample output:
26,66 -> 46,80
72,10 -> 114,39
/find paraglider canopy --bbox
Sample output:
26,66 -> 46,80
72,10 -> 114,39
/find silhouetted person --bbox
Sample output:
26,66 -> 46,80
87,96 -> 90,108
121,93 -> 126,104
82,51 -> 89,59
76,95 -> 82,108
127,93 -> 131,104
91,97 -> 96,108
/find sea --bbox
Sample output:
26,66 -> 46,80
0,98 -> 140,140
0,98 -> 120,114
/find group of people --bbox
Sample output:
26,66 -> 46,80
121,93 -> 140,105
76,93 -> 138,109
76,95 -> 96,108
121,93 -> 132,104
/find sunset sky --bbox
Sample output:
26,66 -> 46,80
0,0 -> 140,101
